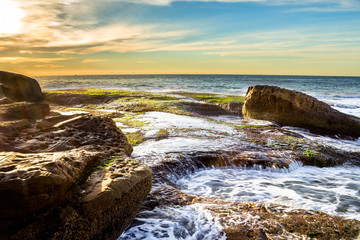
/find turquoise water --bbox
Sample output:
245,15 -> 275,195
37,74 -> 360,117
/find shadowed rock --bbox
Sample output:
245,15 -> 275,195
0,71 -> 43,102
0,102 -> 50,121
242,85 -> 360,137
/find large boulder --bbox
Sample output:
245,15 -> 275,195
0,114 -> 152,240
242,85 -> 360,137
0,71 -> 43,102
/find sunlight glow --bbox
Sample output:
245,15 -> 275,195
0,0 -> 25,34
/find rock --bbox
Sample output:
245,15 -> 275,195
204,201 -> 360,240
0,71 -> 43,102
242,85 -> 360,137
217,101 -> 243,115
0,102 -> 50,121
0,114 -> 152,240
45,91 -> 117,106
0,97 -> 13,105
177,102 -> 231,116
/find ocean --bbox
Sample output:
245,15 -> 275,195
35,74 -> 360,238
37,74 -> 360,117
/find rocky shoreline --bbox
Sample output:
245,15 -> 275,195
1,71 -> 360,239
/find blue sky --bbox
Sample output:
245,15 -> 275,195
0,0 -> 359,75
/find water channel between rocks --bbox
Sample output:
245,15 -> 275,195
118,111 -> 360,239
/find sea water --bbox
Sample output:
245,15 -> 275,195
119,111 -> 359,239
37,74 -> 360,117
176,165 -> 360,221
36,75 -> 360,238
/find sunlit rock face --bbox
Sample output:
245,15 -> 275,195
242,85 -> 360,138
0,114 -> 152,240
0,71 -> 43,102
0,72 -> 152,240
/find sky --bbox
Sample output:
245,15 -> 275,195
0,0 -> 359,76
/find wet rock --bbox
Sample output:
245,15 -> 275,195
0,71 -> 43,102
204,201 -> 360,240
242,85 -> 360,137
217,101 -> 243,115
177,102 -> 232,116
0,102 -> 50,121
0,114 -> 152,240
45,91 -> 117,106
0,97 -> 13,104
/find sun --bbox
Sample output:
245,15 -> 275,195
0,0 -> 25,35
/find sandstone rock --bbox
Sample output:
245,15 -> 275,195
0,71 -> 43,102
0,97 -> 13,104
218,101 -> 243,114
242,85 -> 360,137
178,102 -> 231,116
0,114 -> 152,240
0,102 -> 50,121
45,92 -> 117,106
204,201 -> 360,240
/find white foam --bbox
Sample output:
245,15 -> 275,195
316,96 -> 360,118
282,126 -> 360,152
56,110 -> 88,115
137,112 -> 235,135
121,128 -> 140,134
131,112 -> 247,160
133,137 -> 238,158
176,165 -> 360,220
118,205 -> 226,240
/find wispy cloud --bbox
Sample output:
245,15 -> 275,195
117,0 -> 360,11
35,64 -> 64,68
2,0 -> 357,58
136,60 -> 157,63
1,0 -> 359,76
0,57 -> 69,63
82,59 -> 107,63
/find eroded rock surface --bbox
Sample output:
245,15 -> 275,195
0,102 -> 50,121
242,85 -> 360,137
204,201 -> 360,240
0,114 -> 152,240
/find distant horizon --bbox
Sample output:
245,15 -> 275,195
34,73 -> 360,78
1,0 -> 360,76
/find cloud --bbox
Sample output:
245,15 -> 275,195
0,57 -> 69,63
136,60 -> 157,63
35,64 -> 64,68
115,0 -> 360,11
1,0 -> 358,68
82,59 -> 107,63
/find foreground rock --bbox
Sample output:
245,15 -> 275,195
0,71 -> 43,102
242,85 -> 360,137
0,102 -> 50,121
0,114 -> 152,240
0,72 -> 152,239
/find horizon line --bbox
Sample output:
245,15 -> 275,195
33,73 -> 360,78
